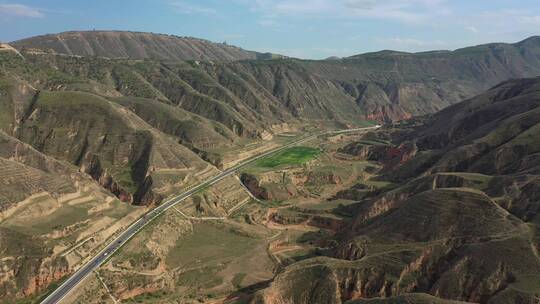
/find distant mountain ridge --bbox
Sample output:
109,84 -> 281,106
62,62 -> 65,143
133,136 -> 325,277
346,36 -> 540,59
6,31 -> 540,124
11,30 -> 283,61
4,32 -> 540,124
300,36 -> 540,120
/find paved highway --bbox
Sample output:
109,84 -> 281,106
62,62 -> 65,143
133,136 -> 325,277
40,125 -> 380,304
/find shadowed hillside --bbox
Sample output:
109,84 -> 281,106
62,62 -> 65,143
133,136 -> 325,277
253,77 -> 540,304
0,70 -> 216,207
302,36 -> 540,121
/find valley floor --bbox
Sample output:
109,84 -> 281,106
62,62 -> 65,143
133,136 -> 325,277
51,130 -> 379,303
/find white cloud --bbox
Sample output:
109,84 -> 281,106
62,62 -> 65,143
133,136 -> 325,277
521,15 -> 540,26
345,0 -> 450,24
0,3 -> 43,18
170,1 -> 216,15
240,1 -> 538,49
258,17 -> 279,28
249,0 -> 331,15
240,0 -> 450,25
460,9 -> 540,42
465,25 -> 479,34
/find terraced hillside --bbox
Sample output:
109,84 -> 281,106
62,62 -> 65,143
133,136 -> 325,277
0,131 -> 77,212
0,52 -> 244,206
0,129 -> 145,301
11,31 -> 272,61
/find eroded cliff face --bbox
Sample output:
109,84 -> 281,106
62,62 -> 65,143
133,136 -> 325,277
80,154 -> 133,203
8,90 -> 210,206
339,141 -> 417,171
241,173 -> 271,200
22,258 -> 70,297
268,210 -> 346,233
255,237 -> 527,304
0,255 -> 69,298
79,144 -> 163,206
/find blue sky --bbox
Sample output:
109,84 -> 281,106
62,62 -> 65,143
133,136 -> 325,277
1,0 -> 539,59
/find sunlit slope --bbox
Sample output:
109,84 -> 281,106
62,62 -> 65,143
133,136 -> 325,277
11,31 -> 264,61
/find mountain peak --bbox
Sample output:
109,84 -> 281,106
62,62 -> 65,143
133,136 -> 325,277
11,30 -> 262,61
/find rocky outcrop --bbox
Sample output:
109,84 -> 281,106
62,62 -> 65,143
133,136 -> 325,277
339,136 -> 417,172
306,172 -> 342,185
381,142 -> 418,172
80,152 -> 162,206
339,143 -> 389,161
0,256 -> 69,299
334,184 -> 374,201
269,210 -> 345,232
21,258 -> 70,297
240,173 -> 271,200
80,154 -> 132,202
334,239 -> 370,261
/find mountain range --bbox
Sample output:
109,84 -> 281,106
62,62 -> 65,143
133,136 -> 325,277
1,30 -> 540,304
1,32 -> 540,207
8,31 -> 540,124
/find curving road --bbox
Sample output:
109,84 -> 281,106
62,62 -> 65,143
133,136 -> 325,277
40,126 -> 380,304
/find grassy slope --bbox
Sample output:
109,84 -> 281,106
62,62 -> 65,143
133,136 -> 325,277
165,223 -> 259,268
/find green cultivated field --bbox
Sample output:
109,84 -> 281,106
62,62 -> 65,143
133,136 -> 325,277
255,146 -> 321,168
